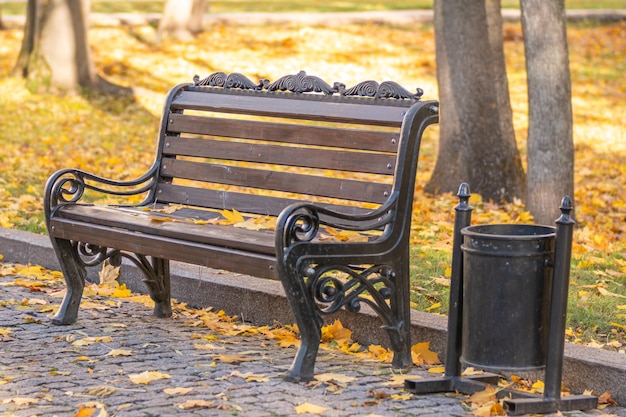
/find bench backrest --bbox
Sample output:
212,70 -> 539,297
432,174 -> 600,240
152,72 -> 438,218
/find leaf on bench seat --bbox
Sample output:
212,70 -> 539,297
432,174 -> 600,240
186,217 -> 220,225
217,209 -> 245,225
149,215 -> 176,223
233,215 -> 276,231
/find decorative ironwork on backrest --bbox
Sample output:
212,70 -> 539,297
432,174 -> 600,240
193,71 -> 423,101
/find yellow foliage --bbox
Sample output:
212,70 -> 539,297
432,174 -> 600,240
321,319 -> 353,345
410,341 -> 440,366
128,371 -> 171,385
294,402 -> 328,415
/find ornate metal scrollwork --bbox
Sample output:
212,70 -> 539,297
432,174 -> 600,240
266,71 -> 343,95
74,242 -> 120,268
303,263 -> 402,337
194,72 -> 264,90
192,71 -> 423,101
69,241 -> 168,304
282,206 -> 320,246
342,80 -> 423,100
51,173 -> 86,206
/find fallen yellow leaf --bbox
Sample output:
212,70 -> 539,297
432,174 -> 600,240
111,283 -> 132,298
383,374 -> 419,387
175,399 -> 215,409
229,370 -> 270,382
98,262 -> 120,286
164,387 -> 194,395
315,373 -> 356,385
411,341 -> 440,366
218,209 -> 245,225
86,386 -> 117,397
105,349 -> 133,357
467,385 -> 497,406
128,371 -> 171,384
212,354 -> 256,364
294,402 -> 328,415
1,397 -> 39,405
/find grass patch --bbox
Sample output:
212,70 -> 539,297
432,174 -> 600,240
0,19 -> 624,352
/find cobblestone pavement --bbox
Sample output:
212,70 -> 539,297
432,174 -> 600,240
1,269 -> 624,417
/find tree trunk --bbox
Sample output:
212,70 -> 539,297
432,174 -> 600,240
157,0 -> 208,42
12,0 -> 128,95
426,0 -> 525,202
521,0 -> 574,225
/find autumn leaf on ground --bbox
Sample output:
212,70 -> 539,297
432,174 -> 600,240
212,353 -> 256,364
467,385 -> 497,406
465,385 -> 505,417
315,372 -> 356,386
294,402 -> 328,415
98,261 -> 120,286
368,344 -> 393,363
128,371 -> 171,384
111,283 -> 132,298
383,374 -> 420,388
227,370 -> 269,382
427,366 -> 445,374
105,349 -> 133,357
321,319 -> 353,345
1,397 -> 39,406
86,386 -> 118,397
72,336 -> 113,347
194,342 -> 226,351
80,300 -> 111,310
74,402 -> 108,417
164,387 -> 194,396
598,390 -> 618,406
411,341 -> 440,366
175,399 -> 215,409
265,326 -> 300,348
425,302 -> 441,312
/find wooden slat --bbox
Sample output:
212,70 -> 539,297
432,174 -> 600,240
50,217 -> 278,279
155,183 -> 375,217
55,205 -> 276,255
162,136 -> 396,175
166,114 -> 399,153
171,90 -> 409,126
160,158 -> 391,204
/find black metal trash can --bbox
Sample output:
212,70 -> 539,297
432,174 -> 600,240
460,224 -> 556,372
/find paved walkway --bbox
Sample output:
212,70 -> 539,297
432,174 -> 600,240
1,266 -> 624,417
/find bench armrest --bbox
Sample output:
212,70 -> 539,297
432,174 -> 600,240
44,166 -> 158,220
275,195 -> 398,249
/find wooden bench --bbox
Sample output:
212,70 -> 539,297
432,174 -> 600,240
44,71 -> 439,381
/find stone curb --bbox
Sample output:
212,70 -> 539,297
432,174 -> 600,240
1,226 -> 625,404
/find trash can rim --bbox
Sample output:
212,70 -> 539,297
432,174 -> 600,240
461,224 -> 556,240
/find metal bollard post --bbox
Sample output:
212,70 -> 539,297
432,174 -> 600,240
444,183 -> 472,377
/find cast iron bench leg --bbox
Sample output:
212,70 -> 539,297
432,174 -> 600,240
144,257 -> 172,318
50,238 -> 86,325
388,255 -> 413,369
279,259 -> 322,382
